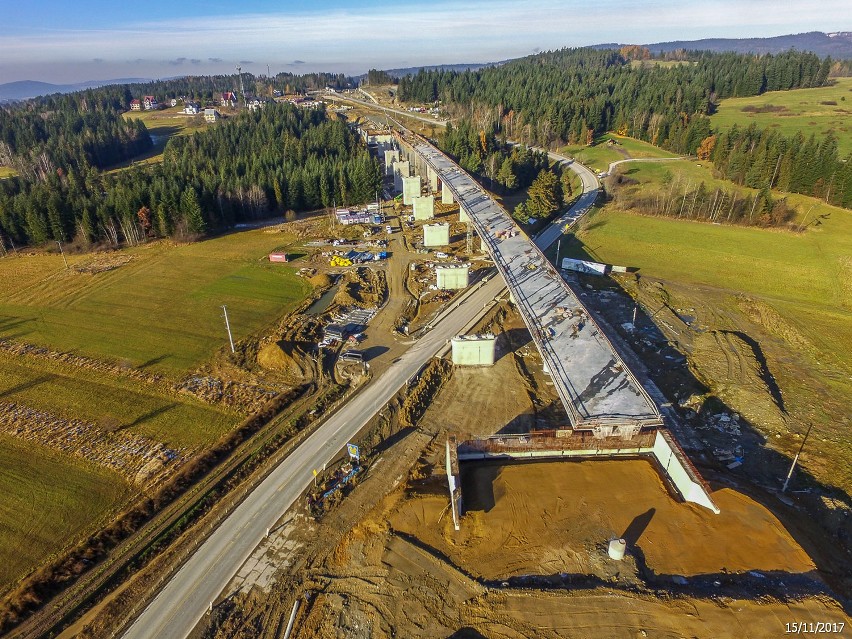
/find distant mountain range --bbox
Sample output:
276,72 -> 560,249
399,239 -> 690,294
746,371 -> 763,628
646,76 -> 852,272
3,31 -> 851,102
0,78 -> 149,103
594,31 -> 852,59
378,31 -> 852,79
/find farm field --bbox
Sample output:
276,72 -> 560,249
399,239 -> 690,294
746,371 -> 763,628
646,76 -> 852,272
0,435 -> 130,588
0,228 -> 312,375
0,349 -> 233,448
711,77 -> 852,156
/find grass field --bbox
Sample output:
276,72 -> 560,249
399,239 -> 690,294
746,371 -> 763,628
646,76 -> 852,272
0,435 -> 130,587
571,203 -> 852,489
0,167 -> 17,179
711,77 -> 852,157
110,107 -> 210,172
0,229 -> 312,376
560,133 -> 679,174
0,349 -> 233,448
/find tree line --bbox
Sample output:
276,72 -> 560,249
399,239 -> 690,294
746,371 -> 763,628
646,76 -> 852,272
400,48 -> 831,155
0,103 -> 381,248
706,126 -> 852,208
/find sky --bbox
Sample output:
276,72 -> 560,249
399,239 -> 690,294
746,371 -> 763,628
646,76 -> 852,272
0,0 -> 847,84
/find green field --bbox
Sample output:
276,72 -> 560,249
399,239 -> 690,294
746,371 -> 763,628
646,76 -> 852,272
0,435 -> 130,587
0,229 -> 312,376
0,167 -> 16,179
561,133 -> 679,174
110,107 -> 209,171
711,77 -> 852,157
0,349 -> 232,448
571,203 -> 852,488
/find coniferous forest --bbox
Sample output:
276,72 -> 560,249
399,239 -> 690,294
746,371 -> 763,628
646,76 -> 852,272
401,48 -> 851,209
0,100 -> 380,248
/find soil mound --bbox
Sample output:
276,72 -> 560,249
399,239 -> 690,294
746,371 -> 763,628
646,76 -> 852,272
257,340 -> 311,382
309,273 -> 333,288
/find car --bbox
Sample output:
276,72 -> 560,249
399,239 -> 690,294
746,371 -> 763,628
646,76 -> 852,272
385,225 -> 393,233
435,251 -> 449,258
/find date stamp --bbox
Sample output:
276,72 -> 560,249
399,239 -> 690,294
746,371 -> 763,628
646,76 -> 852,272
785,621 -> 846,634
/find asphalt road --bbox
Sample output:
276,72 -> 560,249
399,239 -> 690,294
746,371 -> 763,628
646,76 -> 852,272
121,275 -> 506,639
531,147 -> 599,250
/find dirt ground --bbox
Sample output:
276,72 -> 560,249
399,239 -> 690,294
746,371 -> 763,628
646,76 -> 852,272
391,459 -> 816,582
140,276 -> 849,639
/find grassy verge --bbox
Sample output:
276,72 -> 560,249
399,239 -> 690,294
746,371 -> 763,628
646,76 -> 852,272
0,229 -> 312,376
0,435 -> 130,587
711,77 -> 852,156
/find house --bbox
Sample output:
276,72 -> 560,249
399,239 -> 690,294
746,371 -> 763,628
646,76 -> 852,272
170,98 -> 178,107
143,95 -> 158,110
247,97 -> 269,112
221,91 -> 237,108
183,102 -> 200,115
204,108 -> 220,123
129,99 -> 141,111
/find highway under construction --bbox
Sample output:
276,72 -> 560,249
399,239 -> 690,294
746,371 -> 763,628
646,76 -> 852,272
387,126 -> 718,514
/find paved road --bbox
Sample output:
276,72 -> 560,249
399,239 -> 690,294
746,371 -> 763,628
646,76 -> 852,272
606,156 -> 684,176
121,276 -> 505,639
531,147 -> 600,250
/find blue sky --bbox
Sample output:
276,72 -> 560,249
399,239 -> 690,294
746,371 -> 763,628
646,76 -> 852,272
0,0 -> 846,83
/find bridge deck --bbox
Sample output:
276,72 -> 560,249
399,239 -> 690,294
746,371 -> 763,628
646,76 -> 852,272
413,139 -> 661,427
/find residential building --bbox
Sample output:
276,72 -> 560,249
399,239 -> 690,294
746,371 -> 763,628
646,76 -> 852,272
204,108 -> 220,123
221,91 -> 237,108
143,95 -> 158,110
129,99 -> 141,111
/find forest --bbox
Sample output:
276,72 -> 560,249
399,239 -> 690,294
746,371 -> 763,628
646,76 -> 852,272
405,47 -> 850,210
0,102 -> 381,248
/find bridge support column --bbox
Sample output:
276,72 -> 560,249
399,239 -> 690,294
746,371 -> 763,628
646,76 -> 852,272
459,205 -> 470,223
427,167 -> 439,192
384,150 -> 399,175
442,185 -> 454,205
393,160 -> 410,193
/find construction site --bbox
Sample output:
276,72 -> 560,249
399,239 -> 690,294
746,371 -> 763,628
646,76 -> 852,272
138,126 -> 849,639
28,122 -> 847,639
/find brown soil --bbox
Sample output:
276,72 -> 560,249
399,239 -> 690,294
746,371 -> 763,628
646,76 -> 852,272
333,267 -> 387,308
391,459 -> 816,581
256,340 -> 313,383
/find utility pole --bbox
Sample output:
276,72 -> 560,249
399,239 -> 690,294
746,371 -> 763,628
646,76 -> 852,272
56,240 -> 68,269
782,422 -> 814,493
236,66 -> 246,108
222,305 -> 235,353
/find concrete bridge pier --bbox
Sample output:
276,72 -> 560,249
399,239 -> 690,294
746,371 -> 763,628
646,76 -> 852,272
384,150 -> 399,175
393,160 -> 410,193
402,175 -> 421,205
427,166 -> 439,192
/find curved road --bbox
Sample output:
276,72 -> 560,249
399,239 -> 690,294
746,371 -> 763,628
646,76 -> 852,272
606,155 -> 684,176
